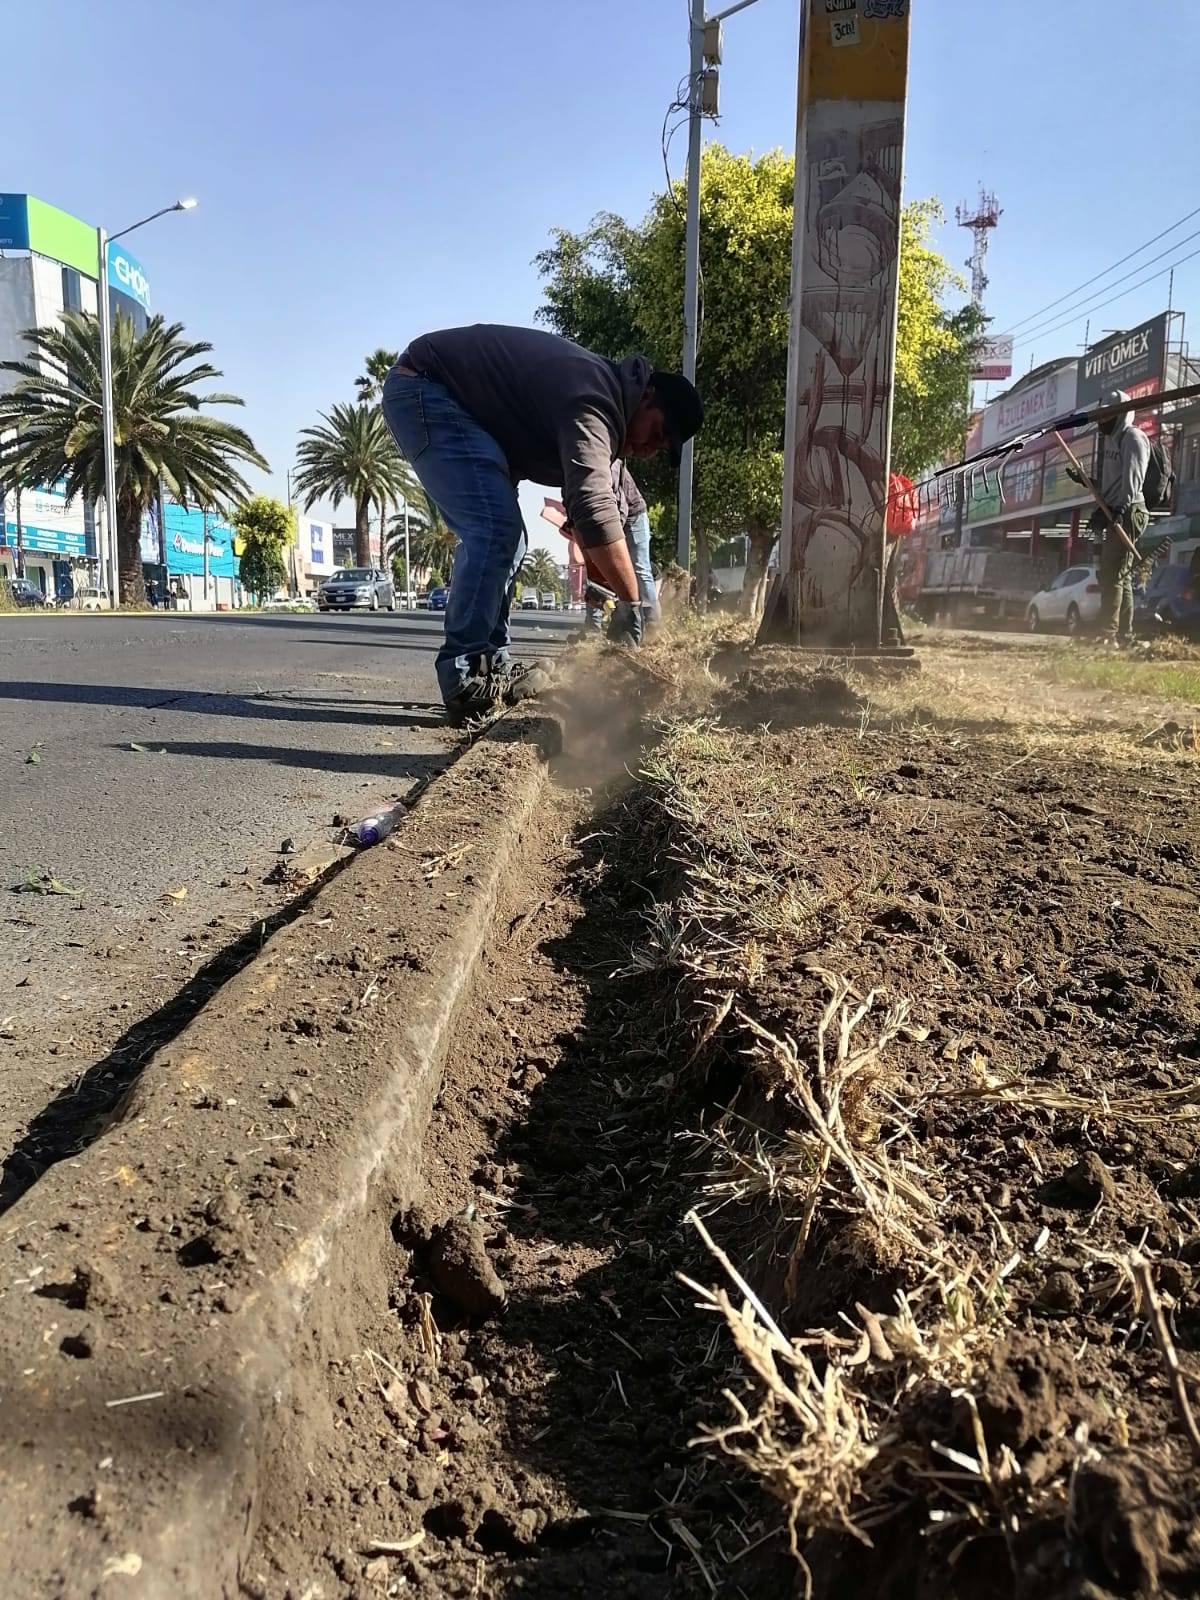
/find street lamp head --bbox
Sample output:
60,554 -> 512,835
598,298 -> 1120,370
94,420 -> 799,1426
176,197 -> 199,211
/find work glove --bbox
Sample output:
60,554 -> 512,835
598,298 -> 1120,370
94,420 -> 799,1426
607,601 -> 644,650
1086,509 -> 1106,539
1066,465 -> 1086,486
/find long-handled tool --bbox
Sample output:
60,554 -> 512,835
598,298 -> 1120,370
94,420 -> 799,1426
1052,430 -> 1143,562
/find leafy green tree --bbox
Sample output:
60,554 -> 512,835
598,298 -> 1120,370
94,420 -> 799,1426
536,146 -> 979,616
294,403 -> 414,568
355,348 -> 401,404
0,310 -> 267,607
234,495 -> 295,602
520,548 -> 561,597
892,201 -> 986,478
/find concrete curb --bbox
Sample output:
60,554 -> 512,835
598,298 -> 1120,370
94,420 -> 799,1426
0,712 -> 557,1598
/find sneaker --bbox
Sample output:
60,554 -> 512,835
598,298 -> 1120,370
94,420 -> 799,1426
494,660 -> 553,705
444,678 -> 501,728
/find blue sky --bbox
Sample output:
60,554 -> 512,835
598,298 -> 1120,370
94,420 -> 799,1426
7,0 -> 1199,548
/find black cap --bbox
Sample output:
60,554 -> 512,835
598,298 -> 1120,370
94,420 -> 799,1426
649,370 -> 704,467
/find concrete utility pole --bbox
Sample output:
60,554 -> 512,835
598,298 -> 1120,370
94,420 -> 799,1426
770,0 -> 911,644
676,0 -> 765,572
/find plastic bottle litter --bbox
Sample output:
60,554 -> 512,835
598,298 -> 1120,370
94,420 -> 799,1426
348,804 -> 405,848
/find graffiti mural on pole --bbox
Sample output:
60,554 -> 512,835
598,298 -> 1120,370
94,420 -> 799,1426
793,105 -> 903,605
773,0 -> 911,642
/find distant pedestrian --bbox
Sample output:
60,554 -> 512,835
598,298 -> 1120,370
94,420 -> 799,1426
1069,390 -> 1149,645
381,325 -> 702,725
584,462 -> 659,639
883,471 -> 917,646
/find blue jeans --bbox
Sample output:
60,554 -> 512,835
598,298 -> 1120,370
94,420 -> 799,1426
382,368 -> 526,703
588,510 -> 659,632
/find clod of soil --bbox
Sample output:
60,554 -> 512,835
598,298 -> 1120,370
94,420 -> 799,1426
427,1214 -> 507,1321
1043,1151 -> 1118,1209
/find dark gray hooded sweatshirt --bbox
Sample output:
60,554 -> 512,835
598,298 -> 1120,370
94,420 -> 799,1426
404,324 -> 651,548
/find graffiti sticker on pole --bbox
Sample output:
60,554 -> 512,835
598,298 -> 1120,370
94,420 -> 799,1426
825,0 -> 860,45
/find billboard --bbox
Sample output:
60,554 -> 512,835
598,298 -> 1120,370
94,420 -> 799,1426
0,193 -> 97,276
107,241 -> 150,312
162,505 -> 236,579
306,519 -> 333,574
0,194 -> 31,251
972,335 -> 1014,383
0,194 -> 155,302
25,196 -> 96,276
1077,314 -> 1168,410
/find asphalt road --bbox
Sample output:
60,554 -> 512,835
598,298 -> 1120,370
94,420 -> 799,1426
0,609 -> 570,1073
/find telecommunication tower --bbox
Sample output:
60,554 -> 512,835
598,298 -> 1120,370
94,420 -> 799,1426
956,187 -> 1002,307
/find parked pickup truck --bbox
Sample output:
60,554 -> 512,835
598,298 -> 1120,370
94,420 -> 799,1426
918,548 -> 1059,627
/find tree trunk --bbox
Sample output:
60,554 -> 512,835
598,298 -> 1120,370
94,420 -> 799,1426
695,528 -> 712,612
740,524 -> 777,622
118,494 -> 148,608
355,495 -> 372,567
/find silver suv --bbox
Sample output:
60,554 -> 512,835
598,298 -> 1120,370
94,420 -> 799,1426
317,567 -> 396,612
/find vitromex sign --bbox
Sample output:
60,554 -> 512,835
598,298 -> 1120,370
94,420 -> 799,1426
1077,313 -> 1168,408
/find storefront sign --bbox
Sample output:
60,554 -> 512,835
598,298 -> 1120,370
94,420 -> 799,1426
982,364 -> 1077,452
1004,452 -> 1044,511
1077,313 -> 1168,409
1042,438 -> 1094,507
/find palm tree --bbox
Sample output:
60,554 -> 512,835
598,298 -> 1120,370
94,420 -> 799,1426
355,349 -> 403,557
388,494 -> 459,588
520,548 -> 562,597
354,348 -> 401,405
0,310 -> 267,607
294,403 -> 412,568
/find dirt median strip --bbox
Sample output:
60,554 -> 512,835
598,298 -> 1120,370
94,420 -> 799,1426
0,710 -> 559,1600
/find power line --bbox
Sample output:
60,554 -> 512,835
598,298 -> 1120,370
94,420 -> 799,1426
1013,240 -> 1200,354
1011,225 -> 1200,349
997,203 -> 1200,338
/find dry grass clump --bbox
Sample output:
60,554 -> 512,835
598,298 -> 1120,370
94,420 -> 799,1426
637,705 -> 1185,1585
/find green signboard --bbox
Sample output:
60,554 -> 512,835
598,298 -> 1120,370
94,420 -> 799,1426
25,195 -> 96,276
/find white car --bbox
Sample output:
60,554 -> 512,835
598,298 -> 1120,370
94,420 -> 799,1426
74,587 -> 107,611
1027,565 -> 1101,635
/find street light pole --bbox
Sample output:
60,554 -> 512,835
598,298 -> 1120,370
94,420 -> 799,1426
675,0 -> 764,573
96,198 -> 197,609
96,227 -> 120,605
